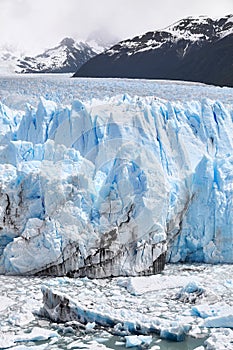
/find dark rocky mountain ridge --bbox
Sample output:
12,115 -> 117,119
73,15 -> 233,87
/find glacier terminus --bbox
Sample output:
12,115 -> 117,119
0,76 -> 232,277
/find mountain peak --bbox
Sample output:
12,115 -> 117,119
165,14 -> 233,41
60,37 -> 75,47
16,38 -> 98,74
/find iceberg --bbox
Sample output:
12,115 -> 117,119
0,94 -> 232,276
40,285 -> 188,341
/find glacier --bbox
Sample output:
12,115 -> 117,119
0,92 -> 232,276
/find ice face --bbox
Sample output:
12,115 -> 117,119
0,93 -> 232,276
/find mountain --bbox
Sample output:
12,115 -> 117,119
16,38 -> 98,74
0,45 -> 22,74
73,15 -> 233,87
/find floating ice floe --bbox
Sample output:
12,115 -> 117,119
118,274 -> 198,295
14,326 -> 60,342
0,327 -> 59,349
125,335 -> 152,347
40,285 -> 190,342
192,303 -> 233,327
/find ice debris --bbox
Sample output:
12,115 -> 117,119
204,328 -> 233,350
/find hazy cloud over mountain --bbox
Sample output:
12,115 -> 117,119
0,0 -> 232,54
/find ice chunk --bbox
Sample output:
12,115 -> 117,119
115,341 -> 125,346
175,281 -> 205,303
125,335 -> 142,347
0,331 -> 15,348
8,311 -> 34,326
192,303 -> 233,318
203,315 -> 233,328
138,335 -> 153,345
85,322 -> 96,331
160,324 -> 189,342
192,303 -> 233,328
14,326 -> 59,342
0,296 -> 15,311
204,328 -> 233,350
125,335 -> 152,347
0,326 -> 57,349
120,275 -> 194,295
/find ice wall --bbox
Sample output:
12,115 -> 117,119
0,95 -> 232,276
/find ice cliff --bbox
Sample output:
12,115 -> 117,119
0,95 -> 232,276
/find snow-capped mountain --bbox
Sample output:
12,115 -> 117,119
16,38 -> 98,74
74,15 -> 233,87
0,45 -> 23,74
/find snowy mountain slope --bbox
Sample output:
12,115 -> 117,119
74,15 -> 233,87
0,80 -> 232,276
165,15 -> 233,41
16,38 -> 98,74
0,45 -> 22,74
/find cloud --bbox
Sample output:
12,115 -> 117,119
0,0 -> 232,54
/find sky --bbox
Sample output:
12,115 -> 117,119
0,0 -> 233,54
